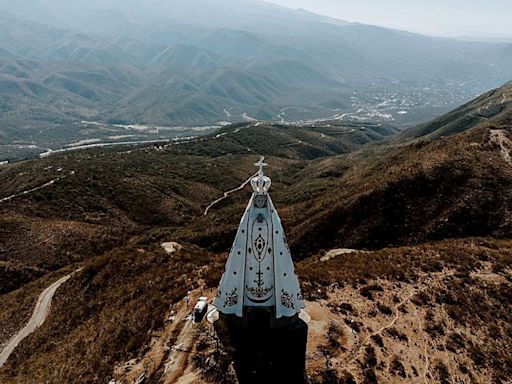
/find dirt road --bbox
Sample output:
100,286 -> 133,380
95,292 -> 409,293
203,172 -> 258,215
0,270 -> 80,367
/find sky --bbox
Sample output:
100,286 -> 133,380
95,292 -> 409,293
265,0 -> 512,38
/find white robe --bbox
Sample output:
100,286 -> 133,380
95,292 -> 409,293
214,192 -> 304,319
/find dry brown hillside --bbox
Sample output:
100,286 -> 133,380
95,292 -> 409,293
0,84 -> 511,383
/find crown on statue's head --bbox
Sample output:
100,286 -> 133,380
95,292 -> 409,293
251,157 -> 271,193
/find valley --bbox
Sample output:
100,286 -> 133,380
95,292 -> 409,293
1,0 -> 512,162
0,82 -> 511,383
0,1 -> 511,381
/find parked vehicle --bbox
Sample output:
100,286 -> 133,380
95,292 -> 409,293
193,297 -> 208,322
136,372 -> 147,384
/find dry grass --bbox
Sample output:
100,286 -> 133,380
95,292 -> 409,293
300,238 -> 512,384
0,240 -> 223,383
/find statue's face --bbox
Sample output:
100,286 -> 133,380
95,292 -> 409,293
254,194 -> 268,209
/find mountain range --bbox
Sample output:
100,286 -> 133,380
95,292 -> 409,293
0,2 -> 511,382
1,0 -> 512,160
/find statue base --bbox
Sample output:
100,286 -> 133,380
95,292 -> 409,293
215,312 -> 308,384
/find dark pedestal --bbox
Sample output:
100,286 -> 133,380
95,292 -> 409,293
216,314 -> 308,384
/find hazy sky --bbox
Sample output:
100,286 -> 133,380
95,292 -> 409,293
265,0 -> 512,38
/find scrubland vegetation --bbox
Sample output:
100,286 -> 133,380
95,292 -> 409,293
0,83 -> 511,382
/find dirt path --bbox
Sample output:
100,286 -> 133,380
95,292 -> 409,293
203,172 -> 258,215
161,304 -> 217,384
346,291 -> 416,365
0,169 -> 77,205
0,178 -> 61,204
114,298 -> 193,384
280,140 -> 303,148
413,304 -> 431,383
161,317 -> 196,384
368,292 -> 415,339
0,269 -> 81,367
490,129 -> 512,165
501,91 -> 512,105
113,289 -> 216,384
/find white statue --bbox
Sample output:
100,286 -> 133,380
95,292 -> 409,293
214,158 -> 305,319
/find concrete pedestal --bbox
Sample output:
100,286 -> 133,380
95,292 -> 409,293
216,313 -> 308,384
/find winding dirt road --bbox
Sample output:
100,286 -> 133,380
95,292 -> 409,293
0,169 -> 77,205
203,172 -> 258,216
0,270 -> 80,367
0,178 -> 61,204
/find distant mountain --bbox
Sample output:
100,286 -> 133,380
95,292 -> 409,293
0,0 -> 351,37
148,44 -> 221,69
0,46 -> 18,59
0,0 -> 512,157
281,83 -> 512,256
397,82 -> 512,141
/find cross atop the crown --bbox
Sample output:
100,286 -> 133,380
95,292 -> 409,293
254,157 -> 268,176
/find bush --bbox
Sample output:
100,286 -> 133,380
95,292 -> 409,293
338,302 -> 354,315
371,334 -> 384,348
411,291 -> 431,306
364,346 -> 377,368
363,368 -> 378,384
385,327 -> 409,342
390,356 -> 406,378
340,371 -> 357,384
360,284 -> 384,300
425,321 -> 445,338
377,303 -> 393,316
446,332 -> 466,353
434,361 -> 451,384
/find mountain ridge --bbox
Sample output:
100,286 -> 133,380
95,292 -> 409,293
1,2 -> 512,156
396,82 -> 512,141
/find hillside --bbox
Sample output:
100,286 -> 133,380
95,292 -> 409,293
283,124 -> 512,256
0,85 -> 510,287
175,93 -> 512,255
0,121 -> 397,294
0,85 -> 511,383
1,237 -> 510,384
397,82 -> 512,141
